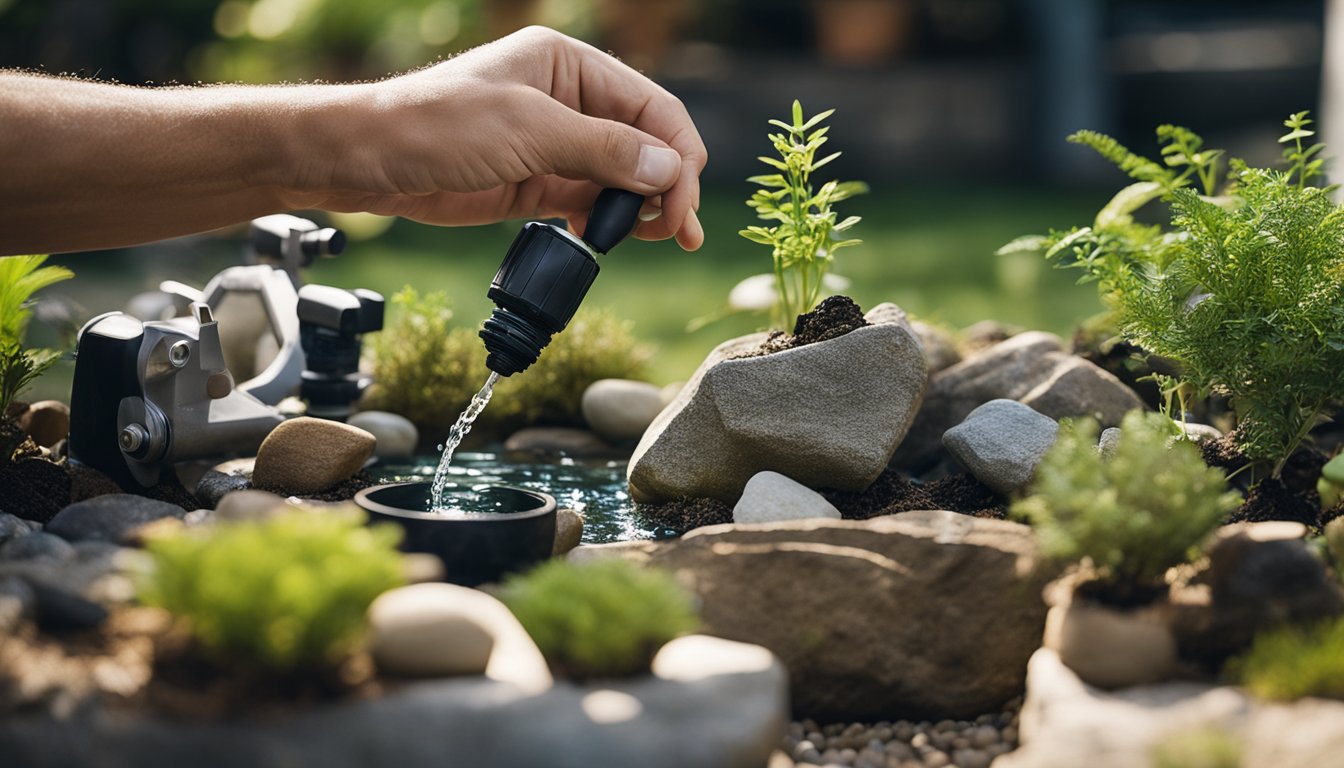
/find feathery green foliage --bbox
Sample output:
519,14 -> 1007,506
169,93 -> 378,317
499,558 -> 698,680
1004,113 -> 1344,477
0,255 -> 73,414
365,287 -> 652,440
139,507 -> 404,671
740,100 -> 868,329
1013,411 -> 1240,587
1230,615 -> 1344,702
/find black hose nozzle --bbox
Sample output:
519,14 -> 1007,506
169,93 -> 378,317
480,189 -> 642,377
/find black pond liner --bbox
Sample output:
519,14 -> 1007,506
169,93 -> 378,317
354,481 -> 556,587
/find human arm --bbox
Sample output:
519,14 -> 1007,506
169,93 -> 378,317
0,26 -> 707,256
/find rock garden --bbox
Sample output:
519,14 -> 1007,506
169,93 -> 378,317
6,105 -> 1344,768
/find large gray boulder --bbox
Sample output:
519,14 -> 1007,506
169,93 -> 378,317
585,510 -> 1048,721
628,303 -> 927,503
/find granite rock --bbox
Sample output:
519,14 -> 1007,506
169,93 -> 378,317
942,399 -> 1059,495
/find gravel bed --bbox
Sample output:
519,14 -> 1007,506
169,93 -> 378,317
780,698 -> 1022,768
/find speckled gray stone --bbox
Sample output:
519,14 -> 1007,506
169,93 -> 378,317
942,400 -> 1059,496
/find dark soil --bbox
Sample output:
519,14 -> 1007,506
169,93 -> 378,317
250,471 -> 377,503
634,497 -> 733,536
1200,432 -> 1329,529
735,295 -> 870,359
1230,478 -> 1322,528
0,457 -> 71,524
823,466 -> 1008,521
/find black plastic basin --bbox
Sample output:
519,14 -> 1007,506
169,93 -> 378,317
354,481 -> 556,587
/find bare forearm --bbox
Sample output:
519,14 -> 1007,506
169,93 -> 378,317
0,73 -> 342,255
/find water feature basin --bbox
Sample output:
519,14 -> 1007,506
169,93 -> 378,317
354,480 -> 556,586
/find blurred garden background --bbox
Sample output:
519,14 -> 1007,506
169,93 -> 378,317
2,0 -> 1335,390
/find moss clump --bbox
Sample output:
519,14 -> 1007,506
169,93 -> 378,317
1013,410 -> 1241,589
499,558 -> 698,680
364,287 -> 652,441
139,506 -> 404,671
1152,727 -> 1243,768
1229,616 -> 1344,701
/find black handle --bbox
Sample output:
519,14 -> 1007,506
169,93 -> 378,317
582,188 -> 644,254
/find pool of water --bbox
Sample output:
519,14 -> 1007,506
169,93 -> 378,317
374,451 -> 659,544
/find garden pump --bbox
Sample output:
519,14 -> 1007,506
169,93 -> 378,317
479,188 -> 644,376
68,302 -> 285,490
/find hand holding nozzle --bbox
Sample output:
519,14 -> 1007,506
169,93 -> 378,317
479,189 -> 644,377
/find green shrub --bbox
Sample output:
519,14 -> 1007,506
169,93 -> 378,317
1230,616 -> 1344,701
499,558 -> 698,680
139,506 -> 404,671
0,255 -> 72,414
1013,410 -> 1240,588
365,287 -> 652,440
1003,113 -> 1344,479
1152,727 -> 1243,768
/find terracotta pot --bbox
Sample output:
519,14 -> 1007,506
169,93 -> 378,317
1043,585 -> 1178,689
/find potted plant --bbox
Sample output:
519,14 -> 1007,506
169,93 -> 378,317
1014,410 -> 1240,689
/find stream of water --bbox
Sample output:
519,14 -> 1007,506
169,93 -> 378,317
428,371 -> 499,512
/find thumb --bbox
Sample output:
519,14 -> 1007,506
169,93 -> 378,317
536,106 -> 683,194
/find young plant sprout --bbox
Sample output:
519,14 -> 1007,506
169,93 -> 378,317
740,101 -> 868,330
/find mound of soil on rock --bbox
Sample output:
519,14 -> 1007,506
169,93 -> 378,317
737,295 -> 871,359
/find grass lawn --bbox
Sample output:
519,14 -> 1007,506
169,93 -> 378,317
32,183 -> 1108,399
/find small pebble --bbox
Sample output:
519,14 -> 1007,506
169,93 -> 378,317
779,700 -> 1022,767
953,749 -> 991,768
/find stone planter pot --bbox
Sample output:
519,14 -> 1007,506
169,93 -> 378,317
1043,583 -> 1177,690
0,635 -> 788,768
355,481 -> 556,587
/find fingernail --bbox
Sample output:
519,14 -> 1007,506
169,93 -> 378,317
639,203 -> 662,222
635,145 -> 680,188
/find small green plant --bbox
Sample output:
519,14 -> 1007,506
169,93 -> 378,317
1003,113 -> 1344,479
0,255 -> 72,415
1229,615 -> 1344,701
365,287 -> 652,439
499,558 -> 698,680
1152,727 -> 1243,768
740,100 -> 868,329
139,506 -> 404,671
1013,411 -> 1240,590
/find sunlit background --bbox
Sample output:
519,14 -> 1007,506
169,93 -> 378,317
2,0 -> 1336,390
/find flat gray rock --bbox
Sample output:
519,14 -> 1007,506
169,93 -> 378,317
0,635 -> 786,768
942,399 -> 1059,495
629,303 -> 927,504
602,511 -> 1048,721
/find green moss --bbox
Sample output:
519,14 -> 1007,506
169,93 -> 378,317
1013,410 -> 1240,587
499,558 -> 698,680
139,506 -> 404,671
1230,616 -> 1344,701
364,287 -> 652,441
1152,727 -> 1243,768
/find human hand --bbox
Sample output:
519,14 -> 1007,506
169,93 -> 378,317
293,26 -> 708,250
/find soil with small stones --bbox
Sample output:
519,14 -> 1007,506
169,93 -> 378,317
248,471 -> 377,503
0,457 -> 71,523
637,468 -> 1006,535
734,295 -> 870,360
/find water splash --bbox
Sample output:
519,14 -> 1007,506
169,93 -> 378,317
429,371 -> 500,512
